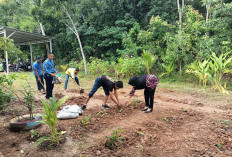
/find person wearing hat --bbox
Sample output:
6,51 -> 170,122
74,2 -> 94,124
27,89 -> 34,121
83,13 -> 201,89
64,67 -> 81,92
32,56 -> 45,94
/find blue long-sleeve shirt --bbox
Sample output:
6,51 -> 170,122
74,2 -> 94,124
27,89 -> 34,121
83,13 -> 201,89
32,61 -> 43,76
43,58 -> 56,75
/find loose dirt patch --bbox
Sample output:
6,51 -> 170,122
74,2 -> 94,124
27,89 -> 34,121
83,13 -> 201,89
0,86 -> 231,157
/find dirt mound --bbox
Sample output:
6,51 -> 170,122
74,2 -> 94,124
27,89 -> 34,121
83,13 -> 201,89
156,95 -> 204,107
55,93 -> 65,99
66,95 -> 86,104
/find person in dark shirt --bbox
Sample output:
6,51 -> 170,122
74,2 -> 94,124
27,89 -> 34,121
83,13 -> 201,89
82,75 -> 123,110
128,74 -> 159,113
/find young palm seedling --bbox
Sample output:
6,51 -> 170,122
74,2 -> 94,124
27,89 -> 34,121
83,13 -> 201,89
30,129 -> 40,139
81,114 -> 91,126
96,110 -> 107,118
162,117 -> 169,122
37,96 -> 69,147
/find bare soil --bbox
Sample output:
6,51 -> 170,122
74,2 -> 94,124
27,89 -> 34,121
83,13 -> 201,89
0,86 -> 231,157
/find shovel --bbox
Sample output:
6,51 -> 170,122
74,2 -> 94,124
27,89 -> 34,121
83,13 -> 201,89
77,85 -> 84,93
38,79 -> 46,92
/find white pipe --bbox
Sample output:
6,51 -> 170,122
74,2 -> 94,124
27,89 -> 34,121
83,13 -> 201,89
49,38 -> 52,53
4,29 -> 9,76
30,44 -> 33,66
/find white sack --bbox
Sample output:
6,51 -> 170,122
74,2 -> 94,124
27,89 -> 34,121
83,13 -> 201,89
57,105 -> 83,119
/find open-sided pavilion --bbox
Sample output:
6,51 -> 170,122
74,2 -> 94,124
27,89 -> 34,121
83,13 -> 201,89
0,26 -> 52,75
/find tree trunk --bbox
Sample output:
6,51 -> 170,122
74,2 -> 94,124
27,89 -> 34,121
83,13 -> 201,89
206,4 -> 210,23
179,60 -> 182,76
177,0 -> 182,25
73,28 -> 88,74
40,23 -> 50,55
182,0 -> 185,10
63,6 -> 88,74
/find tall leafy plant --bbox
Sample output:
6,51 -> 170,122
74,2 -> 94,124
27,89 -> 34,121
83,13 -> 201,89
186,60 -> 210,88
37,96 -> 69,146
141,50 -> 157,74
21,75 -> 35,120
160,61 -> 176,77
208,52 -> 232,94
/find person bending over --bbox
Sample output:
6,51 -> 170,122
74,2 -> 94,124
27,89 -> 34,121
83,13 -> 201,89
128,74 -> 159,113
64,67 -> 82,92
82,75 -> 123,110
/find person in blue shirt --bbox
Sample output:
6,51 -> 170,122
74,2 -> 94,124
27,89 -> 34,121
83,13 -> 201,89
32,56 -> 45,94
43,53 -> 57,99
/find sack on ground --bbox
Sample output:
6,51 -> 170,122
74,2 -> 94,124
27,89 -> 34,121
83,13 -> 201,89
57,105 -> 83,119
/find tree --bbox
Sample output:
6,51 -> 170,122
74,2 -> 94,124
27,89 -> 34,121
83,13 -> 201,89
177,0 -> 182,25
62,5 -> 87,74
141,50 -> 158,74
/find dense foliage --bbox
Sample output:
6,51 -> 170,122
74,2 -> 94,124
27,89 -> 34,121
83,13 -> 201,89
0,74 -> 15,110
1,0 -> 232,93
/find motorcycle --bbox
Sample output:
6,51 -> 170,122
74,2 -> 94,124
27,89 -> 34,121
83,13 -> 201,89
15,59 -> 32,72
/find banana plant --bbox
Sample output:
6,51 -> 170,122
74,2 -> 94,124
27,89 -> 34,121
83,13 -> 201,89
141,50 -> 158,74
208,52 -> 232,94
186,60 -> 210,88
37,96 -> 69,146
160,61 -> 176,77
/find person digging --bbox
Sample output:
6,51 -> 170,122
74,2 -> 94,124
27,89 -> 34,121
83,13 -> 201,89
64,67 -> 83,93
81,75 -> 123,110
128,74 -> 159,113
32,56 -> 45,94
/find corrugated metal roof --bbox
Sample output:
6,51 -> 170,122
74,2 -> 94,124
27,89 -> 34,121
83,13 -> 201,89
0,26 -> 51,45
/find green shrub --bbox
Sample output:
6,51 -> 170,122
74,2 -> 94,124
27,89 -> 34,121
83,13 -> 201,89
87,57 -> 115,75
105,127 -> 124,149
60,64 -> 69,72
69,60 -> 84,71
0,75 -> 16,110
115,57 -> 144,78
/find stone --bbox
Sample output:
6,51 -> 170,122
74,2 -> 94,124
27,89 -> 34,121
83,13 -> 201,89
96,150 -> 101,156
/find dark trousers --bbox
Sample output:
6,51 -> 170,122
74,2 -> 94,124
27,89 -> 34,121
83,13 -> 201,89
144,87 -> 156,110
44,74 -> 54,99
35,75 -> 44,91
88,77 -> 109,98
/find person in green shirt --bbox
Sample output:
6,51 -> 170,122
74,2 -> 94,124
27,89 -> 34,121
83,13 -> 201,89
64,67 -> 81,92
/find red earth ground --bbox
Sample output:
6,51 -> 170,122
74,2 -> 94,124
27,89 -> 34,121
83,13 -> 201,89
0,86 -> 231,157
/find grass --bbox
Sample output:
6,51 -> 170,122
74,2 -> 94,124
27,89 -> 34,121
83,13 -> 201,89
1,71 -> 231,101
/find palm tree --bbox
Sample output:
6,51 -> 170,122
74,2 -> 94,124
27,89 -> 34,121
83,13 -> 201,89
141,50 -> 157,74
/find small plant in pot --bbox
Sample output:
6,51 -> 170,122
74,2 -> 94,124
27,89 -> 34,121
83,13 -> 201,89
10,75 -> 42,131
